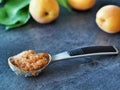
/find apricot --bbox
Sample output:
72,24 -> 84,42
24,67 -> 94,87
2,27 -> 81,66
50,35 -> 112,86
29,0 -> 59,24
68,0 -> 96,10
96,5 -> 120,34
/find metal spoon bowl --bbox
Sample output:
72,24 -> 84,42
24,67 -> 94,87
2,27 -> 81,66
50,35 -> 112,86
8,54 -> 52,77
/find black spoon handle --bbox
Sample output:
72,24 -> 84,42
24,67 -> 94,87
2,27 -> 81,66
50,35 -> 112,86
52,46 -> 119,61
68,46 -> 118,56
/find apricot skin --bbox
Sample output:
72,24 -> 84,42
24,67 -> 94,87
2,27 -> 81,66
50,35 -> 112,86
29,0 -> 59,24
96,5 -> 120,34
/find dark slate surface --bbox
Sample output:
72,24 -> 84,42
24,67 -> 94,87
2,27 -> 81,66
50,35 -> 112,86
0,0 -> 120,90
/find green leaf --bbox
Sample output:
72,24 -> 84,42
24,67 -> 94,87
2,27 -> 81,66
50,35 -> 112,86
57,0 -> 72,12
0,0 -> 30,30
0,0 -> 2,3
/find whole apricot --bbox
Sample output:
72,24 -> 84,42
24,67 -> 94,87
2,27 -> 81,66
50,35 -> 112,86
96,5 -> 120,34
68,0 -> 96,10
29,0 -> 59,24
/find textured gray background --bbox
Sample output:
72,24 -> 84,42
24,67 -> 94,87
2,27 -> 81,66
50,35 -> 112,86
0,0 -> 120,90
